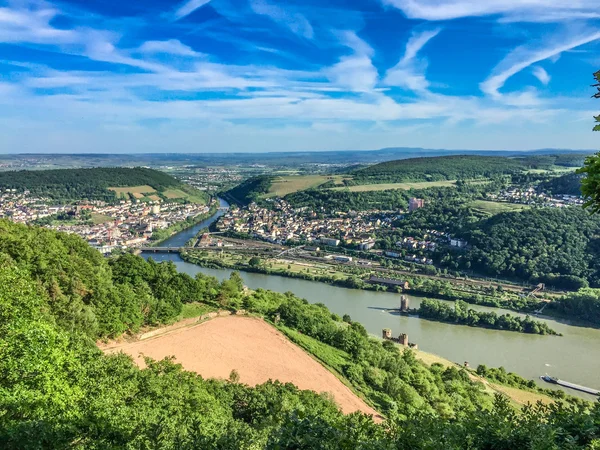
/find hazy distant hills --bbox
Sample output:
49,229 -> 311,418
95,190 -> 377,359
0,147 -> 595,170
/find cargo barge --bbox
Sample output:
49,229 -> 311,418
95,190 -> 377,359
540,375 -> 599,396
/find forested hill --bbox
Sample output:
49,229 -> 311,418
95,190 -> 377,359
0,167 -> 181,202
223,175 -> 272,205
351,155 -> 524,183
2,219 -> 600,448
538,172 -> 583,196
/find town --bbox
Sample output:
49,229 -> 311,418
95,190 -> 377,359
0,189 -> 210,253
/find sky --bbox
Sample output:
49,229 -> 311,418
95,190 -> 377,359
1,0 -> 600,153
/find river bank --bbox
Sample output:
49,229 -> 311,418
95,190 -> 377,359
142,253 -> 600,400
148,201 -> 219,246
181,250 -> 558,335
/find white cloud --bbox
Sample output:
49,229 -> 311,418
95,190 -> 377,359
249,0 -> 314,39
384,28 -> 440,91
532,66 -> 550,85
0,5 -> 77,44
138,39 -> 201,57
480,29 -> 600,97
324,31 -> 377,92
325,55 -> 378,92
382,0 -> 600,23
173,0 -> 211,20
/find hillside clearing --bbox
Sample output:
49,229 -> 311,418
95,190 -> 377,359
109,185 -> 156,199
162,188 -> 188,199
470,200 -> 530,216
331,180 -> 457,192
264,175 -> 343,197
105,316 -> 381,418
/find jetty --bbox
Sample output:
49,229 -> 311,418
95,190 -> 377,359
540,375 -> 599,396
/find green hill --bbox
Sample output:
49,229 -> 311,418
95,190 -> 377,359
539,172 -> 583,196
0,167 -> 207,203
222,175 -> 272,205
352,155 -> 525,183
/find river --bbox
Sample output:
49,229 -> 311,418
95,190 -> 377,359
145,198 -> 600,399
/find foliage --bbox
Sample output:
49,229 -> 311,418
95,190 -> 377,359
578,71 -> 600,212
538,172 -> 583,196
1,221 -> 600,448
0,167 -> 185,202
223,175 -> 272,205
418,299 -> 559,335
549,288 -> 600,324
352,155 -> 523,184
450,207 -> 600,289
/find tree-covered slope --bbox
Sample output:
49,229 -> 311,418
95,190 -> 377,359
539,172 -> 583,196
352,155 -> 524,183
1,220 -> 599,448
455,208 -> 600,289
0,167 -> 185,202
223,175 -> 272,205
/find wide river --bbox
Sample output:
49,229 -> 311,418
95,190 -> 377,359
144,198 -> 600,399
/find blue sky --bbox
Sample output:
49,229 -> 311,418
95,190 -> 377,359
1,0 -> 600,153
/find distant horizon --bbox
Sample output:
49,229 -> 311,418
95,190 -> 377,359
0,147 -> 597,156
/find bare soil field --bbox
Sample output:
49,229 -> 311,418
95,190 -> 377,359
105,316 -> 380,418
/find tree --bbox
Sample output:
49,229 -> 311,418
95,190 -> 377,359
579,70 -> 600,212
249,256 -> 262,267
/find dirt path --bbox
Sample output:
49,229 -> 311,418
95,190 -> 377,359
105,316 -> 382,420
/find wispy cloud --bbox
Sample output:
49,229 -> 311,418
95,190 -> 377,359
0,3 -> 77,44
324,31 -> 378,92
480,28 -> 600,97
532,66 -> 550,85
173,0 -> 211,21
382,0 -> 600,23
138,39 -> 202,57
249,0 -> 314,39
384,28 -> 440,92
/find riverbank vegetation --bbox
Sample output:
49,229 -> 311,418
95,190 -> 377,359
180,250 -> 542,313
418,299 -> 560,335
2,219 -> 599,448
149,201 -> 219,244
548,288 -> 600,325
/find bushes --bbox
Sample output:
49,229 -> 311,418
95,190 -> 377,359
418,299 -> 560,335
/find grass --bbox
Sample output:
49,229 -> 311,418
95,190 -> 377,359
177,302 -> 217,320
90,212 -> 113,224
278,326 -> 350,376
331,180 -> 457,192
132,192 -> 145,199
162,188 -> 188,199
270,260 -> 348,279
109,185 -> 156,199
470,200 -> 530,216
263,175 -> 344,198
147,194 -> 162,202
413,348 -> 553,407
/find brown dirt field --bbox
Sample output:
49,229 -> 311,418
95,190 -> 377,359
132,192 -> 145,199
105,316 -> 381,419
